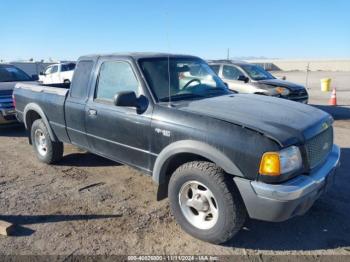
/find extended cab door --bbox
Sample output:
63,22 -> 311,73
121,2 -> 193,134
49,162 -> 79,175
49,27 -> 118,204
65,60 -> 95,149
85,58 -> 154,173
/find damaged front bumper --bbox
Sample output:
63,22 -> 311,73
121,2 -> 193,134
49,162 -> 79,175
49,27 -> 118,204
234,144 -> 341,222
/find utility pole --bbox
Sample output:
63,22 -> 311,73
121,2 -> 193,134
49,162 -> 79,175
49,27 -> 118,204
227,48 -> 230,60
305,62 -> 310,90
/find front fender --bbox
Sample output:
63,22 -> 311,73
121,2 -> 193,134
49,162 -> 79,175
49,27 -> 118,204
152,140 -> 244,185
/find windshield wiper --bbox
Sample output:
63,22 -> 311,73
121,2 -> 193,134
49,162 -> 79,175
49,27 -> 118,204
159,93 -> 204,102
203,88 -> 230,96
206,88 -> 227,93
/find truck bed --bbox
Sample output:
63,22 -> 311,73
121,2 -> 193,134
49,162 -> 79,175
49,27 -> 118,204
14,82 -> 70,142
16,82 -> 70,95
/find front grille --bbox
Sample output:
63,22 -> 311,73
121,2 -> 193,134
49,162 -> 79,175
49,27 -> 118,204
305,126 -> 333,169
289,89 -> 308,98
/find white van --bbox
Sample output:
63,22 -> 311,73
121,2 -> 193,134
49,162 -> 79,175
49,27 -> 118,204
39,62 -> 76,84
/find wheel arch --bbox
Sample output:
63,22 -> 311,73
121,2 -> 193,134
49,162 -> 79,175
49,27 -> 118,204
153,140 -> 243,200
23,103 -> 57,142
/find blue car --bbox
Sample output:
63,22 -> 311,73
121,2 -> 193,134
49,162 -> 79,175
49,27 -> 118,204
0,64 -> 38,124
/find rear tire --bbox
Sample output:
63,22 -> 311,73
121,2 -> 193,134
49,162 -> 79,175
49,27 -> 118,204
168,161 -> 246,244
31,119 -> 63,164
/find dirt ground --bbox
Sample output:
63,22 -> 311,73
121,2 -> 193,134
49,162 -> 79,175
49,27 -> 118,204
0,71 -> 350,257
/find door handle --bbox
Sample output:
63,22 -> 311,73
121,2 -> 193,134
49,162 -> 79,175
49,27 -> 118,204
88,109 -> 97,116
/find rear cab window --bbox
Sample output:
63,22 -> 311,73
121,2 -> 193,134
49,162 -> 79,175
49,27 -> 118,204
70,60 -> 94,99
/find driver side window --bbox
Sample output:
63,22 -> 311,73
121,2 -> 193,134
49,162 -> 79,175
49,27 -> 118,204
95,61 -> 139,102
51,65 -> 58,74
222,65 -> 243,80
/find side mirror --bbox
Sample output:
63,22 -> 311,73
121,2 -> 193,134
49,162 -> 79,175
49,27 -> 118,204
281,76 -> 287,80
31,74 -> 39,81
224,82 -> 229,88
39,71 -> 45,76
237,75 -> 249,83
113,91 -> 148,113
114,91 -> 137,107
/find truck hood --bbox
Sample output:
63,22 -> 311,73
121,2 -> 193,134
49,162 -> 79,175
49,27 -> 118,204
176,94 -> 332,146
256,78 -> 305,91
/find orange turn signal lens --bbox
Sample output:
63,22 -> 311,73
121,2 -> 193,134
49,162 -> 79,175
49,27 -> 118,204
275,87 -> 284,94
259,152 -> 281,176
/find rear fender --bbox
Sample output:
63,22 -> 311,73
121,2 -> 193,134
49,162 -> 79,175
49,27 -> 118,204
23,103 -> 57,142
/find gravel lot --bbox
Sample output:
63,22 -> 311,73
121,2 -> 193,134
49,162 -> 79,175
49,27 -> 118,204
0,71 -> 349,257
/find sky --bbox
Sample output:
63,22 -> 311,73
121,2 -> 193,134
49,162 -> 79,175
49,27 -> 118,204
1,0 -> 349,61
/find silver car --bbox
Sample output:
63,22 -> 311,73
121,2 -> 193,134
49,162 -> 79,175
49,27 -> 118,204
209,60 -> 309,103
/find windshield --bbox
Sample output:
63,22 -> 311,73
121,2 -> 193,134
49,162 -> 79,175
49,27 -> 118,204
139,58 -> 230,102
0,65 -> 32,82
240,64 -> 275,81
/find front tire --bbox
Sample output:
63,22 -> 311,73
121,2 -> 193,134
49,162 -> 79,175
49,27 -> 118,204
31,119 -> 63,164
168,161 -> 246,244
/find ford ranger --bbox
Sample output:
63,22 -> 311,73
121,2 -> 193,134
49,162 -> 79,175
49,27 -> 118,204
13,53 -> 340,244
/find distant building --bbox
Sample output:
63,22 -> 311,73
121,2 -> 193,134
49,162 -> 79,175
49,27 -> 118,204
246,59 -> 350,72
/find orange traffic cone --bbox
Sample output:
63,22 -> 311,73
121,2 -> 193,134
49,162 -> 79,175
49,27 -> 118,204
329,88 -> 337,106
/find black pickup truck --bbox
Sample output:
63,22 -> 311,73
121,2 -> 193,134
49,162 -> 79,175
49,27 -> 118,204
14,53 -> 340,244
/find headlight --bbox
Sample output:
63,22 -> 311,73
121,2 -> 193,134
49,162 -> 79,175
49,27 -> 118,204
259,146 -> 302,176
275,87 -> 290,96
279,146 -> 302,173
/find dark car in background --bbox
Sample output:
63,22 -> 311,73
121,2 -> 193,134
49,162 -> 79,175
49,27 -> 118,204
209,60 -> 309,103
0,64 -> 38,124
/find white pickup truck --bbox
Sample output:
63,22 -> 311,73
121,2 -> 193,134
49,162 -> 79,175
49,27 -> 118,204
39,62 -> 76,84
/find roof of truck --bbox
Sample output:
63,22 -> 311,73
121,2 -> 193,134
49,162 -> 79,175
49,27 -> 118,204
78,52 -> 200,60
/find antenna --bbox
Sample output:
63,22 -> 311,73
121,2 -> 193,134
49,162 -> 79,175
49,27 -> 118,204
165,10 -> 172,107
167,54 -> 171,107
